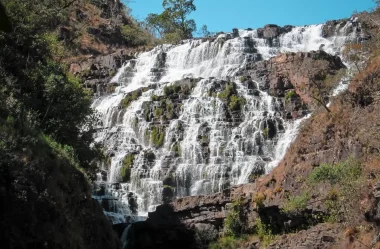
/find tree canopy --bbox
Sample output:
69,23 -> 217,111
146,0 -> 197,42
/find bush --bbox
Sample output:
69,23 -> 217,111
285,91 -> 296,101
255,218 -> 275,247
120,154 -> 135,182
229,95 -> 246,111
209,236 -> 247,249
121,90 -> 141,108
308,157 -> 362,186
224,200 -> 246,237
283,191 -> 310,213
121,24 -> 150,46
151,127 -> 165,147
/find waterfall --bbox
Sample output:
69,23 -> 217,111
92,21 -> 358,222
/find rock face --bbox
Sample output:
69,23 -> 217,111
240,50 -> 345,116
70,50 -> 135,95
256,24 -> 294,40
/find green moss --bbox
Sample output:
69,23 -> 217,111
263,127 -> 269,138
217,82 -> 246,113
229,95 -> 246,111
151,127 -> 165,147
239,76 -> 247,82
172,142 -> 181,157
151,94 -> 160,101
209,236 -> 247,249
120,154 -> 135,182
285,91 -> 296,102
121,91 -> 141,109
153,107 -> 163,118
218,82 -> 237,101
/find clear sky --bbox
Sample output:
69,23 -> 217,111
126,0 -> 375,33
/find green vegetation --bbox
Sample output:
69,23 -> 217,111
217,82 -> 246,113
164,84 -> 182,96
229,95 -> 246,112
146,0 -> 197,42
308,157 -> 362,186
224,200 -> 246,237
121,89 -> 148,109
121,23 -> 151,46
262,127 -> 269,138
209,236 -> 248,249
285,90 -> 296,101
151,127 -> 165,147
120,154 -> 135,182
307,158 -> 362,223
283,191 -> 310,213
172,142 -> 182,156
255,218 -> 276,247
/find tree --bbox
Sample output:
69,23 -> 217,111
146,0 -> 197,42
0,2 -> 11,32
199,24 -> 211,37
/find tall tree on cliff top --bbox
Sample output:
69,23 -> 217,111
146,0 -> 196,42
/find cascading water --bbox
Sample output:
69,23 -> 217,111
92,21 -> 359,222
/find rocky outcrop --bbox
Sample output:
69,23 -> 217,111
240,50 -> 345,117
256,24 -> 294,40
70,50 -> 135,94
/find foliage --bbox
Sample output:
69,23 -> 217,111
120,154 -> 135,182
216,82 -> 246,113
199,24 -> 211,37
308,158 -> 363,224
229,95 -> 246,112
0,0 -> 106,178
121,24 -> 151,46
253,192 -> 266,208
121,90 -> 143,108
146,0 -> 197,41
209,236 -> 248,249
255,218 -> 276,247
151,127 -> 165,147
224,200 -> 246,237
283,191 -> 310,213
285,91 -> 296,101
308,157 -> 362,186
172,142 -> 182,156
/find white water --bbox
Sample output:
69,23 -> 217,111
92,21 -> 358,222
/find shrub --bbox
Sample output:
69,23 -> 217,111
308,157 -> 362,186
120,154 -> 135,182
172,142 -> 181,157
151,127 -> 165,147
285,91 -> 296,101
224,200 -> 246,237
151,95 -> 160,101
209,236 -> 247,249
283,191 -> 310,213
255,218 -> 276,247
121,24 -> 149,46
229,95 -> 246,111
121,90 -> 141,109
253,192 -> 266,208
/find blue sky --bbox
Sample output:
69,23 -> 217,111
126,0 -> 375,33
